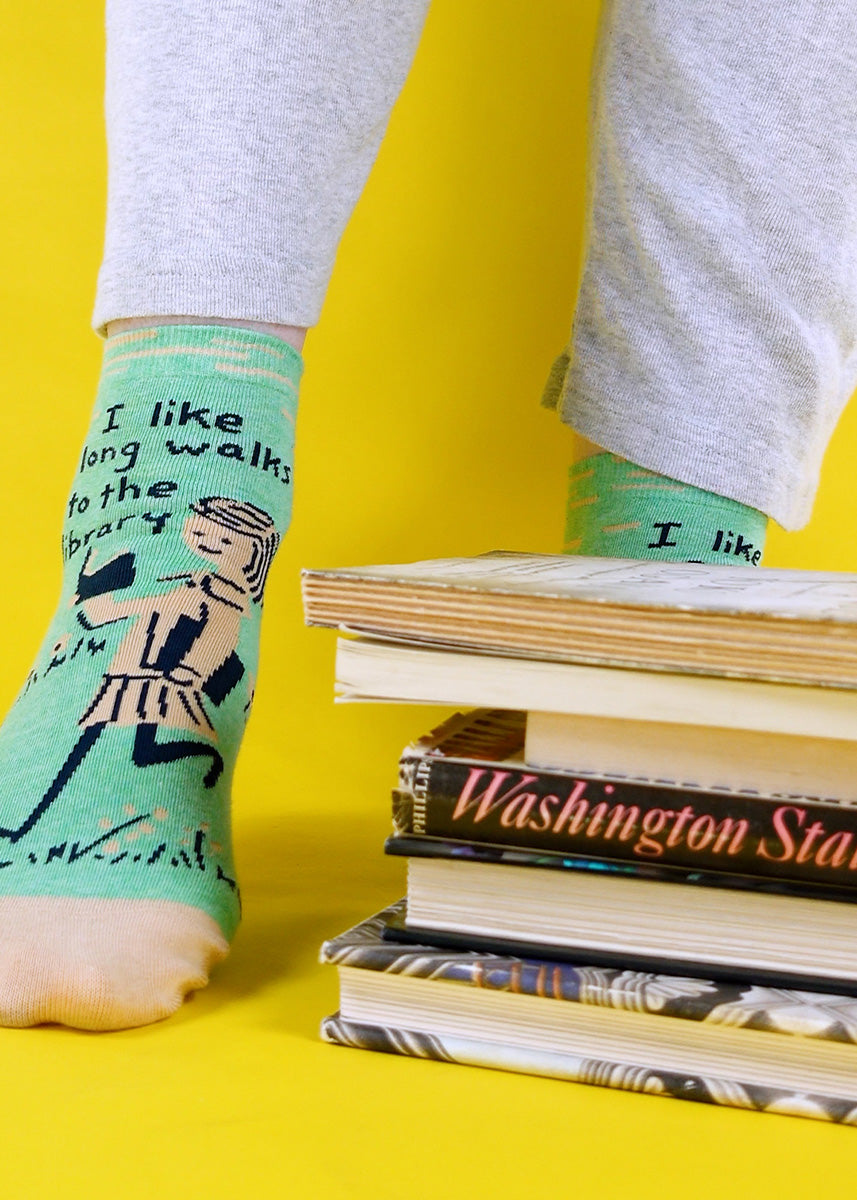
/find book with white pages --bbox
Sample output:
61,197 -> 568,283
390,844 -> 857,994
333,636 -> 857,745
521,709 -> 857,799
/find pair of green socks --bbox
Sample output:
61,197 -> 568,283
0,321 -> 765,1030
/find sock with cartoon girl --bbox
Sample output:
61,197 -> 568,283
0,323 -> 299,1030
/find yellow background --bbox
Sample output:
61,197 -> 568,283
0,1 -> 855,1195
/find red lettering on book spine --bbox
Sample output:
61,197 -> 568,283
451,769 -> 540,823
757,806 -> 803,862
817,831 -> 854,869
435,769 -> 857,884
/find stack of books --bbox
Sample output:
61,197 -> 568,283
302,552 -> 857,1123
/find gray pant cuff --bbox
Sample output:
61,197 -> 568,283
557,391 -> 815,532
92,259 -> 326,336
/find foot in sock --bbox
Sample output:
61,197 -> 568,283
0,324 -> 299,1030
564,452 -> 767,565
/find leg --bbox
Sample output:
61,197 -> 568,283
0,724 -> 106,844
132,723 -> 224,789
95,0 -> 429,335
0,0 -> 429,1031
547,0 -> 857,536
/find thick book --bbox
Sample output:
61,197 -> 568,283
301,551 -> 857,687
320,902 -> 857,1124
385,838 -> 857,991
333,638 -> 857,742
393,710 -> 857,889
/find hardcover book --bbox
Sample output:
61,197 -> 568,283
301,551 -> 857,687
333,638 -> 857,742
393,709 -> 857,889
386,839 -> 857,992
321,902 -> 857,1124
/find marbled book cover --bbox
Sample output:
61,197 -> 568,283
321,902 -> 857,1124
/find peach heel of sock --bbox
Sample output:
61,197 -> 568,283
0,897 -> 229,1031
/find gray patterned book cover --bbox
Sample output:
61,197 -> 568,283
320,902 -> 857,1123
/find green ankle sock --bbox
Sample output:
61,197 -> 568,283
564,453 -> 767,565
0,324 -> 300,1029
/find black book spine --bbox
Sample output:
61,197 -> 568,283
394,753 -> 857,890
385,834 -> 857,905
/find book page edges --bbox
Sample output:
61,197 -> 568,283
334,639 -> 857,741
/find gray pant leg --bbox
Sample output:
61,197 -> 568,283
93,0 -> 429,335
545,1 -> 857,529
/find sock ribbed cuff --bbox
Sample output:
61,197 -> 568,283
564,453 -> 767,566
101,322 -> 302,393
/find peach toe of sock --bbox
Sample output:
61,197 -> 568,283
0,897 -> 229,1030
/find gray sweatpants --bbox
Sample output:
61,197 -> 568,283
94,1 -> 857,530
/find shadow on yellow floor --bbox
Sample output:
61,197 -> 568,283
189,807 -> 404,1035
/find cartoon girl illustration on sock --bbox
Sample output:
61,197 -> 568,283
0,497 -> 278,843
